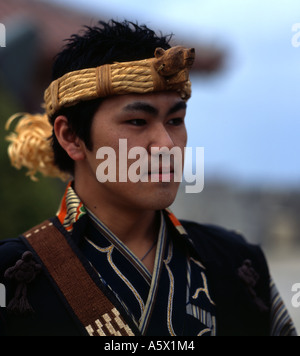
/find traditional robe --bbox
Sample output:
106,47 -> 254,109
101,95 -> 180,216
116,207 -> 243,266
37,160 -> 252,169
0,183 -> 297,336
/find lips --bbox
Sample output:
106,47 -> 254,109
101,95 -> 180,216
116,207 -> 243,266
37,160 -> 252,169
148,166 -> 174,175
147,166 -> 175,183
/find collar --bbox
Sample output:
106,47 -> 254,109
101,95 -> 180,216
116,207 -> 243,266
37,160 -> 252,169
56,181 -> 188,237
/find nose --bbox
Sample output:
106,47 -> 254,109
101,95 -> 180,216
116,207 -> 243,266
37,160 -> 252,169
147,123 -> 175,152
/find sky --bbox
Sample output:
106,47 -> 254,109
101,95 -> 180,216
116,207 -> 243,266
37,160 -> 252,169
48,0 -> 300,188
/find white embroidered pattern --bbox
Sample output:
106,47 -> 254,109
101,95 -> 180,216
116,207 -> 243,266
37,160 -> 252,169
85,307 -> 134,336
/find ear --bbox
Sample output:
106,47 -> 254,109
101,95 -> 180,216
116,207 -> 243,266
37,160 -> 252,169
54,116 -> 86,161
154,47 -> 165,58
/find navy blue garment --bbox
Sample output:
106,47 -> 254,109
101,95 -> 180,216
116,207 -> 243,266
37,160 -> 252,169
80,212 -> 217,336
0,213 -> 273,336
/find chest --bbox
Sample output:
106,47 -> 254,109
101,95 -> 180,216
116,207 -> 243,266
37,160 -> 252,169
81,223 -> 217,336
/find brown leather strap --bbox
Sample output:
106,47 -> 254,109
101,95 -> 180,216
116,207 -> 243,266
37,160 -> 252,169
23,220 -> 135,336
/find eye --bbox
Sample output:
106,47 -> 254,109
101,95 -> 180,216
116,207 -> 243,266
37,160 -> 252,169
168,118 -> 184,126
127,119 -> 147,126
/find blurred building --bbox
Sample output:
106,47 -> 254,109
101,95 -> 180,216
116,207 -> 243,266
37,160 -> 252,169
0,0 -> 106,111
172,180 -> 300,250
0,0 -> 225,113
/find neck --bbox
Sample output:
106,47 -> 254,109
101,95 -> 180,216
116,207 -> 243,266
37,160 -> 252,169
73,178 -> 160,248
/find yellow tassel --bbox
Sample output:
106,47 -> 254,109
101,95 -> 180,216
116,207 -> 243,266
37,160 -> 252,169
5,113 -> 69,181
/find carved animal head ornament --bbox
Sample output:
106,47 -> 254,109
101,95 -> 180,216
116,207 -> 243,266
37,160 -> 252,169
154,46 -> 195,75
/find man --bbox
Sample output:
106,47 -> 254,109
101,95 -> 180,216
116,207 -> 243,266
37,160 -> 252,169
0,20 -> 297,336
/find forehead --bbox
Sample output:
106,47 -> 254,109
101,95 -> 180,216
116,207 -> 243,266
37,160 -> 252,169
96,91 -> 186,115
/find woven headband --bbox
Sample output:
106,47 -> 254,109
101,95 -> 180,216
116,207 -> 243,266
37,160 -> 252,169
6,46 -> 195,180
45,46 -> 195,117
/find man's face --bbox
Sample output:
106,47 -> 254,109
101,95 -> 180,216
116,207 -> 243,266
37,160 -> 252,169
82,91 -> 187,211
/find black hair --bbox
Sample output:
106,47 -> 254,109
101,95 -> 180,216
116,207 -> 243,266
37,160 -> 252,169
50,20 -> 172,175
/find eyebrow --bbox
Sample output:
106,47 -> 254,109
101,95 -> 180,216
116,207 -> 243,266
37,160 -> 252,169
167,101 -> 187,115
122,100 -> 187,116
123,102 -> 158,116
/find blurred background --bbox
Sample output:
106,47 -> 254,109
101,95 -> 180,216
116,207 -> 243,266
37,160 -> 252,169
0,0 -> 299,332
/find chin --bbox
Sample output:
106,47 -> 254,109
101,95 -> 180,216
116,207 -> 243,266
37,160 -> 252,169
140,184 -> 179,211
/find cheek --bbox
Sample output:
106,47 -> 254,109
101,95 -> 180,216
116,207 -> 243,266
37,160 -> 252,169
90,126 -> 121,153
182,126 -> 188,145
174,127 -> 188,151
176,129 -> 187,168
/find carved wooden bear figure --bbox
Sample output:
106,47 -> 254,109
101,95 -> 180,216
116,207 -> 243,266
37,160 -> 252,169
153,46 -> 195,76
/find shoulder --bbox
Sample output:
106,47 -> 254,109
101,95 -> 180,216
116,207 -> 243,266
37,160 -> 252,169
180,220 -> 269,274
180,221 -> 272,335
181,220 -> 252,250
0,238 -> 28,278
